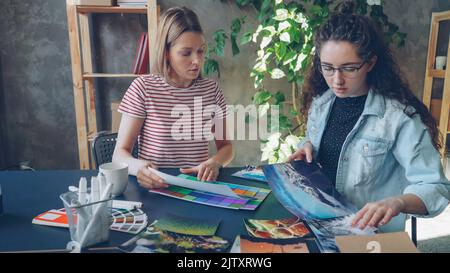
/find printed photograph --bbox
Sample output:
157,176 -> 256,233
244,217 -> 312,239
262,161 -> 357,219
119,221 -> 229,253
154,213 -> 220,236
239,235 -> 318,253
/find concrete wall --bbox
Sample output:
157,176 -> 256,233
0,0 -> 449,170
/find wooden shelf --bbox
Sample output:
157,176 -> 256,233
67,0 -> 159,169
77,6 -> 147,14
83,73 -> 142,79
429,69 -> 446,78
423,10 -> 450,158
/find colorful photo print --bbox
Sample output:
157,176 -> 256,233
244,217 -> 312,239
239,235 -> 318,253
262,161 -> 356,219
154,213 -> 220,236
119,221 -> 229,253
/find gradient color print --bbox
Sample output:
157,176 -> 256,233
149,174 -> 271,210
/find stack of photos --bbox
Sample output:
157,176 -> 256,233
231,165 -> 267,183
243,217 -> 312,239
119,215 -> 229,253
261,161 -> 375,252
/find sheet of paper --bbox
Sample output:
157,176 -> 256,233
151,169 -> 243,199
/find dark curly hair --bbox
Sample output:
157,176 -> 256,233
301,1 -> 441,150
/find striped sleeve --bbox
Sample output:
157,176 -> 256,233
118,77 -> 147,118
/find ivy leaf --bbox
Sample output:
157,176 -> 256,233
278,115 -> 292,132
235,0 -> 252,8
310,5 -> 322,16
289,108 -> 298,117
231,37 -> 240,56
253,90 -> 272,105
280,32 -> 291,43
283,51 -> 297,65
275,43 -> 287,61
213,30 -> 228,57
203,59 -> 219,77
241,31 -> 253,45
231,18 -> 243,56
270,68 -> 286,79
274,91 -> 286,105
288,25 -> 301,43
203,59 -> 219,75
274,9 -> 289,21
258,0 -> 273,22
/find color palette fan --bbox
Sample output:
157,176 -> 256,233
149,174 -> 270,210
110,208 -> 148,234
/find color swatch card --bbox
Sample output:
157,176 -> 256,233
110,208 -> 148,234
32,208 -> 69,228
149,175 -> 271,210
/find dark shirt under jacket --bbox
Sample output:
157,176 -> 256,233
318,94 -> 367,186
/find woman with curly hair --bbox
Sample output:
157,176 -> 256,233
289,1 -> 450,232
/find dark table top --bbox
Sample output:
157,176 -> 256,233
0,167 -> 293,252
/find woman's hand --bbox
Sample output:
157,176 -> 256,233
180,159 -> 222,181
136,163 -> 168,189
288,141 -> 313,163
351,197 -> 406,229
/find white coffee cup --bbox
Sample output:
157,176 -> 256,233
436,56 -> 447,70
99,162 -> 129,197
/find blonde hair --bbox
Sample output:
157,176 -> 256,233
152,7 -> 203,78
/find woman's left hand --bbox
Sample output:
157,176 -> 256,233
351,197 -> 406,229
180,159 -> 222,181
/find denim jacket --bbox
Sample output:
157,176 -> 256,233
298,89 -> 450,232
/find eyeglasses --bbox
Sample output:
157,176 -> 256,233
319,62 -> 367,79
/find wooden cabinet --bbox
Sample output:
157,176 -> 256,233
65,0 -> 159,169
423,10 -> 450,157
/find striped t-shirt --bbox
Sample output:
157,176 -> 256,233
118,74 -> 227,168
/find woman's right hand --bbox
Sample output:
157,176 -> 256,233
287,141 -> 313,163
136,163 -> 168,189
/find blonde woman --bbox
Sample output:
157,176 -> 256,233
113,7 -> 233,189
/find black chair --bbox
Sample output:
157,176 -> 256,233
411,216 -> 417,246
92,131 -> 138,169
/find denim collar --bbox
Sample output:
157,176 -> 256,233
314,88 -> 386,118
